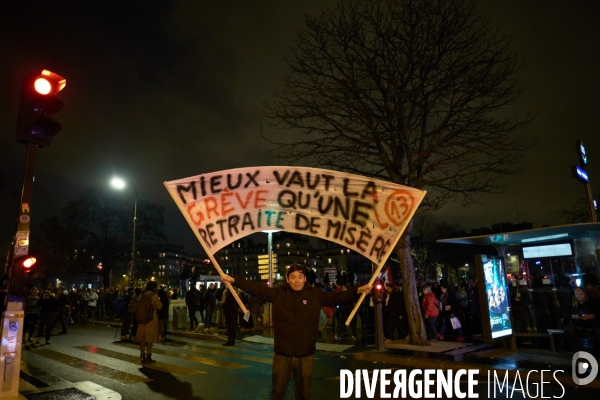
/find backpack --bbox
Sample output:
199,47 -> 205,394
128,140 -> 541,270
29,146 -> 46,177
127,296 -> 138,313
437,299 -> 443,311
136,293 -> 154,324
113,296 -> 126,314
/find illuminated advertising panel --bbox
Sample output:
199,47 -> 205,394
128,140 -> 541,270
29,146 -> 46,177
482,257 -> 513,339
521,240 -> 574,259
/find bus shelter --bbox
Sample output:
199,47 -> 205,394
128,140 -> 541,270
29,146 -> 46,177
438,223 -> 600,349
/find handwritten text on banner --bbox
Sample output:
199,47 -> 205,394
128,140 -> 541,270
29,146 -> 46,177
164,167 -> 426,264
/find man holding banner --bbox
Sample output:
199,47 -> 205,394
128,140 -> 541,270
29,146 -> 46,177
222,264 -> 372,400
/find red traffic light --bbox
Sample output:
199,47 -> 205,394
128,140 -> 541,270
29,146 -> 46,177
204,258 -> 212,265
16,70 -> 66,148
97,263 -> 103,271
375,283 -> 382,290
22,256 -> 36,268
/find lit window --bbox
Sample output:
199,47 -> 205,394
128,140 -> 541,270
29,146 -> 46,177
328,258 -> 332,264
276,244 -> 280,249
286,243 -> 291,248
341,250 -> 344,254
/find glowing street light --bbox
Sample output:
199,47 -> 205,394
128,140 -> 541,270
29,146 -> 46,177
111,177 -> 138,286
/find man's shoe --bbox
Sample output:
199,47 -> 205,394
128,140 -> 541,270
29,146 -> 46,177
146,354 -> 156,363
59,331 -> 67,335
437,334 -> 444,341
140,354 -> 146,364
222,342 -> 234,346
456,335 -> 465,342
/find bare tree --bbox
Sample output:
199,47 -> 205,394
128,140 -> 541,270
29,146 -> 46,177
37,188 -> 167,288
264,0 -> 535,344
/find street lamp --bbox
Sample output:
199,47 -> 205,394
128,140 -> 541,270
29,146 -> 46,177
111,177 -> 138,287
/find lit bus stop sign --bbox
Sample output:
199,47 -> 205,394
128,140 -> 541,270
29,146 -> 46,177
577,140 -> 588,169
572,165 -> 589,183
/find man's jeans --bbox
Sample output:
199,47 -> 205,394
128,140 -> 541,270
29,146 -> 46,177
271,354 -> 314,400
180,279 -> 188,299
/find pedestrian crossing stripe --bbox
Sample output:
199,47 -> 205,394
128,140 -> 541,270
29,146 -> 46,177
115,342 -> 251,369
74,346 -> 206,376
165,340 -> 274,365
31,349 -> 151,385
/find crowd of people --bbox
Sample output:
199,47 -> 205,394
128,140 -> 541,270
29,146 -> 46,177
19,272 -> 600,356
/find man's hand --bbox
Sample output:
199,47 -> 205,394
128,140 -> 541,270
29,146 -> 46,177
358,284 -> 372,295
221,275 -> 235,285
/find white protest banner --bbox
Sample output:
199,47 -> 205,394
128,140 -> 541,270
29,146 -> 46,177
164,166 -> 426,265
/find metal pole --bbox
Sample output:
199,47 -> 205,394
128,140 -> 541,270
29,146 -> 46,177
372,263 -> 386,352
268,232 -> 273,326
268,232 -> 273,288
131,187 -> 137,287
9,144 -> 37,293
585,182 -> 597,222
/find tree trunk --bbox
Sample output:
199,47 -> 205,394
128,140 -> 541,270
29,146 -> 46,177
398,220 -> 430,346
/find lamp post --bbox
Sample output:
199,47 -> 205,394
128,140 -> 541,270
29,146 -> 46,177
262,230 -> 280,327
111,177 -> 138,287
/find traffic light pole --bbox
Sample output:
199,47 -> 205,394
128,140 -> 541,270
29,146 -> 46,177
9,144 -> 37,293
374,299 -> 386,351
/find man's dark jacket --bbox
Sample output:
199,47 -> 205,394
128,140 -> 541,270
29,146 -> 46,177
234,277 -> 359,357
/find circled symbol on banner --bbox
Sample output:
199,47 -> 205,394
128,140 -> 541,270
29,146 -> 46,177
384,190 -> 414,226
19,215 -> 30,224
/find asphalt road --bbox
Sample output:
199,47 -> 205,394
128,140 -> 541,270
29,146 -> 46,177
20,323 -> 596,400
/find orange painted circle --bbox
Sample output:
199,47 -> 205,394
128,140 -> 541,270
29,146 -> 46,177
384,190 -> 414,226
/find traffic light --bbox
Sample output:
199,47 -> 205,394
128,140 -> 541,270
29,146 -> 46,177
18,256 -> 37,275
16,70 -> 66,148
97,263 -> 103,271
372,280 -> 384,304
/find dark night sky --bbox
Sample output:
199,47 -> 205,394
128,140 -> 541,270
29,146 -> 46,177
1,1 -> 599,256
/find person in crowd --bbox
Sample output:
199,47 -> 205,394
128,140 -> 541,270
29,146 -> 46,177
467,277 -> 481,336
185,283 -> 200,331
88,288 -> 98,320
385,282 -> 408,342
134,281 -> 162,363
106,287 -> 116,319
36,290 -> 58,344
55,286 -> 69,334
23,287 -> 40,342
196,284 -> 206,327
216,284 -> 227,329
157,285 -> 170,341
421,283 -> 440,342
221,264 -> 372,400
455,282 -> 468,322
562,286 -> 600,352
203,283 -> 217,330
96,288 -> 105,319
128,287 -> 142,341
221,287 -> 239,346
120,287 -> 134,340
438,283 -> 465,342
179,262 -> 192,300
334,284 -> 358,341
248,293 -> 263,331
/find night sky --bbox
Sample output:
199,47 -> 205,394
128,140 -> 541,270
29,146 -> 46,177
1,1 -> 599,256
